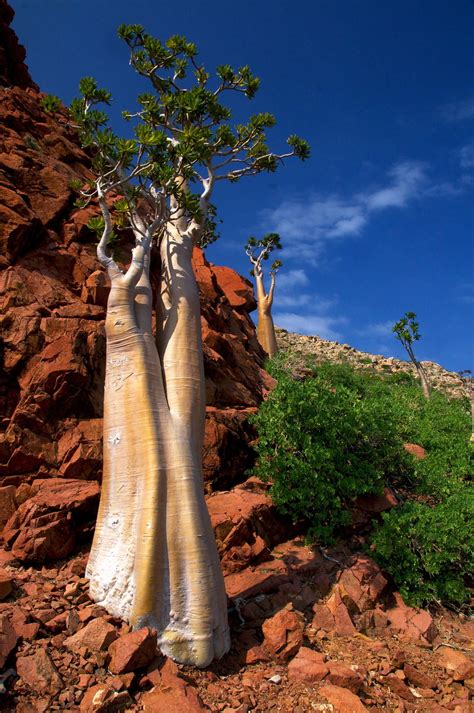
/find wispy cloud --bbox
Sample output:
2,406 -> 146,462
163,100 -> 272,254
459,143 -> 474,169
262,160 -> 428,264
441,97 -> 474,122
357,320 -> 395,338
274,312 -> 346,340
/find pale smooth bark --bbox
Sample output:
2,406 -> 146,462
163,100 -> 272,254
87,216 -> 230,667
255,270 -> 278,358
405,342 -> 430,400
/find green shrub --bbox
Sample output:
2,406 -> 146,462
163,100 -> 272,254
371,489 -> 474,606
250,359 -> 411,542
250,354 -> 472,605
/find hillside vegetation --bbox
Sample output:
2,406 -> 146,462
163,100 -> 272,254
251,354 -> 473,607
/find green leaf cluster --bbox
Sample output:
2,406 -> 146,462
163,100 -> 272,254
40,94 -> 62,114
393,311 -> 420,349
371,489 -> 473,606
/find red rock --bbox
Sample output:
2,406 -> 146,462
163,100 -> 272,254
288,646 -> 329,684
354,487 -> 398,514
384,673 -> 416,701
319,683 -> 368,712
0,569 -> 13,599
242,644 -> 270,665
313,588 -> 357,637
261,604 -> 304,661
0,0 -> 38,89
336,555 -> 388,613
403,663 -> 437,689
64,617 -> 118,653
203,407 -> 257,488
437,647 -> 474,681
57,419 -> 102,480
386,592 -> 437,644
0,612 -> 18,667
3,479 -> 99,561
108,627 -> 157,674
80,683 -> 132,712
9,606 -> 40,640
212,265 -> 256,311
141,685 -> 205,712
16,648 -> 63,694
0,485 -> 17,529
404,443 -> 426,459
327,661 -> 364,693
81,270 -> 110,307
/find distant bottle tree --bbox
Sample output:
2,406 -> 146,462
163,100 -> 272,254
393,312 -> 430,399
245,233 -> 282,357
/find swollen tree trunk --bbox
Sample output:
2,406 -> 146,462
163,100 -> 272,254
416,363 -> 431,400
255,272 -> 278,358
87,225 -> 230,668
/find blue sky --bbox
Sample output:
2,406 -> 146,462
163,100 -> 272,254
12,0 -> 473,372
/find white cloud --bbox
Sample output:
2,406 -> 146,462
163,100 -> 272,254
277,268 -> 309,290
262,160 -> 428,264
459,144 -> 474,168
357,320 -> 394,338
441,97 -> 474,122
366,161 -> 427,210
274,312 -> 345,340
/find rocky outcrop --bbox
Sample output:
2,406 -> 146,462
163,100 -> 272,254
276,328 -> 468,399
0,0 -> 38,90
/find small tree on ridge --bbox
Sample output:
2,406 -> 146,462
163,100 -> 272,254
245,233 -> 282,357
393,311 -> 430,399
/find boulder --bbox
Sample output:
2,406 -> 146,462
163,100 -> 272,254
261,604 -> 304,660
336,554 -> 388,613
0,485 -> 17,529
288,646 -> 329,684
3,478 -> 99,561
312,588 -> 357,637
327,661 -> 364,693
64,617 -> 118,654
319,683 -> 368,712
141,658 -> 205,712
0,612 -> 18,667
386,592 -> 437,644
108,627 -> 158,674
16,648 -> 63,694
437,647 -> 474,681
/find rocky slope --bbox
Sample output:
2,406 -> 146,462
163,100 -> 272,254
0,3 -> 472,711
276,329 -> 468,400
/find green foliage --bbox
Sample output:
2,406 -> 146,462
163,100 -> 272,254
371,489 -> 474,606
255,354 -> 472,536
68,25 -> 309,245
245,233 -> 283,274
251,355 -> 472,604
250,361 -> 410,542
40,94 -> 62,114
393,311 -> 421,348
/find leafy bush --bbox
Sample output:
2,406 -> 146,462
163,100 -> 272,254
371,489 -> 474,606
251,355 -> 472,604
250,359 -> 411,542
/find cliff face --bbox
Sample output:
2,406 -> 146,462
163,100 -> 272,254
0,1 -> 269,521
0,0 -> 37,89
